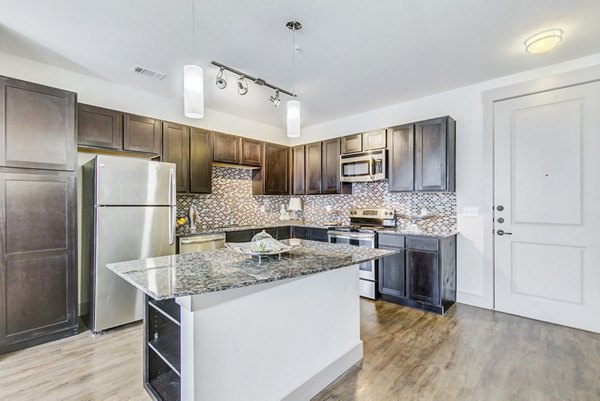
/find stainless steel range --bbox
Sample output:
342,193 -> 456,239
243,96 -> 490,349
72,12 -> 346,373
328,208 -> 396,299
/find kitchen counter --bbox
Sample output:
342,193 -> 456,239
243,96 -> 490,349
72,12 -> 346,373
107,239 -> 393,300
175,221 -> 340,237
109,240 -> 395,401
376,228 -> 459,238
177,222 -> 459,239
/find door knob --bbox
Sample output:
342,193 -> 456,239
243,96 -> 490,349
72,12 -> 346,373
497,229 -> 512,236
497,205 -> 504,211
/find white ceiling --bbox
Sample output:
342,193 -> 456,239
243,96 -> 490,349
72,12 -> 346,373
1,0 -> 599,129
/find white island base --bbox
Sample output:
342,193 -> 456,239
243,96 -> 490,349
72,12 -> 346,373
175,265 -> 362,401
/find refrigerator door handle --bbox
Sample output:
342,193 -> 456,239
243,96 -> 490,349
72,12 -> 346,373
169,168 -> 176,245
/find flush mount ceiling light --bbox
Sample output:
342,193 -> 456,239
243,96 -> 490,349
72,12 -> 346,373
183,0 -> 204,119
237,76 -> 249,95
286,20 -> 302,138
524,28 -> 563,54
270,90 -> 281,107
216,67 -> 227,89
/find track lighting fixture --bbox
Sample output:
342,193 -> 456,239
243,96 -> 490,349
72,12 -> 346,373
216,67 -> 227,89
270,90 -> 281,107
211,61 -> 296,104
237,76 -> 248,95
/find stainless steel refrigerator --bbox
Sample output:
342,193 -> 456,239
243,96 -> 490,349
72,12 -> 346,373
82,155 -> 176,333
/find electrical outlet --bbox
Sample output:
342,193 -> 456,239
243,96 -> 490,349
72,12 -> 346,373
260,205 -> 266,213
325,205 -> 332,212
462,207 -> 479,217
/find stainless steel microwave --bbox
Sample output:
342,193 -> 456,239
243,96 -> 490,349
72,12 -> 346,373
340,149 -> 387,182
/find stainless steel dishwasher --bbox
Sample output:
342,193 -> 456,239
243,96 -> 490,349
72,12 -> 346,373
178,233 -> 226,254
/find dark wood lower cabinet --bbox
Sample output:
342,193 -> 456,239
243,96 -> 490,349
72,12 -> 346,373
224,226 -> 325,243
0,169 -> 77,354
378,245 -> 406,299
291,226 -> 309,240
145,296 -> 181,401
378,233 -> 456,314
407,249 -> 439,305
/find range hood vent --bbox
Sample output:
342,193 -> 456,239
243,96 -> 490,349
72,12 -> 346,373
130,65 -> 167,80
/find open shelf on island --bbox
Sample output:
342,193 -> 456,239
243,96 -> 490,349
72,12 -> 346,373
145,296 -> 181,401
149,299 -> 181,325
147,348 -> 181,401
149,332 -> 181,375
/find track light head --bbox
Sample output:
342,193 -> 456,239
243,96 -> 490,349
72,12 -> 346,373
237,76 -> 248,95
270,90 -> 281,107
216,67 -> 227,89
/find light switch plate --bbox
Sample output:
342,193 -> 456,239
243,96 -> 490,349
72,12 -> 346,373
462,207 -> 479,216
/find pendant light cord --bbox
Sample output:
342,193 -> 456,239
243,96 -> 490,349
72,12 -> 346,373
192,0 -> 197,64
292,26 -> 296,97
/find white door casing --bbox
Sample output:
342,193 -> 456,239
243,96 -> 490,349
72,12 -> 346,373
493,81 -> 600,333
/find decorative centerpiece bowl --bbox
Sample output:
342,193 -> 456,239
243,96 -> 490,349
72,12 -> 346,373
225,230 -> 299,261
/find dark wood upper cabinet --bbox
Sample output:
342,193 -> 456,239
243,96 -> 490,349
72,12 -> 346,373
362,129 -> 387,151
0,171 -> 77,354
77,104 -> 123,150
253,142 -> 289,195
322,138 -> 351,194
305,142 -> 322,195
189,128 -> 212,194
213,132 -> 240,164
291,145 -> 305,195
162,122 -> 190,193
341,134 -> 362,154
414,116 -> 456,192
123,114 -> 162,155
388,124 -> 415,192
0,76 -> 76,171
240,138 -> 263,167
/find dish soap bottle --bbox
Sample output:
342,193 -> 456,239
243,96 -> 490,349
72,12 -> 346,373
279,203 -> 289,220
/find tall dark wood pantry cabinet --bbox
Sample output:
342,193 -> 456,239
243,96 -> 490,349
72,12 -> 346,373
0,76 -> 78,354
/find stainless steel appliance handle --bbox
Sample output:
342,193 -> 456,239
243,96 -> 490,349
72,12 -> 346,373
168,168 -> 176,245
369,158 -> 374,180
180,237 -> 225,244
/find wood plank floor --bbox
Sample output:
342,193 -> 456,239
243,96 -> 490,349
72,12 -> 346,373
1,301 -> 599,401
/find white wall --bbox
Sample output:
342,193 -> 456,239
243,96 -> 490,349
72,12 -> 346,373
5,47 -> 600,310
294,52 -> 600,309
0,51 -> 287,145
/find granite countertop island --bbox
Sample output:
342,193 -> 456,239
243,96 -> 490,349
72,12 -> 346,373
107,240 -> 395,401
107,240 -> 393,300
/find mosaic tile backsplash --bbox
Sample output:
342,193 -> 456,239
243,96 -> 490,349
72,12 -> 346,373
177,166 -> 456,233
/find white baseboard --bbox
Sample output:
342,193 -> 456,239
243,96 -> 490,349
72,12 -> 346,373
282,342 -> 364,401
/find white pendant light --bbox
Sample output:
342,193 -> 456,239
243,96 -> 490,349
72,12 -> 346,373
183,0 -> 204,119
183,64 -> 204,119
287,99 -> 301,138
286,20 -> 302,138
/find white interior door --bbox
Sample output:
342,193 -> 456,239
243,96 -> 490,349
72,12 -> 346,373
494,81 -> 600,333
